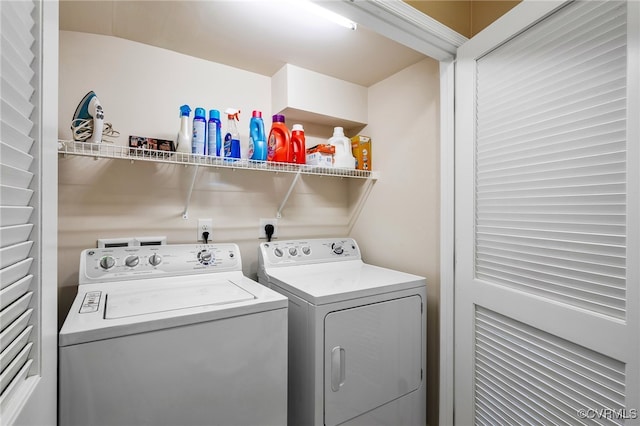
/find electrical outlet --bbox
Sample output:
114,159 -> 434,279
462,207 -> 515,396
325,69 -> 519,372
259,218 -> 278,240
197,219 -> 213,242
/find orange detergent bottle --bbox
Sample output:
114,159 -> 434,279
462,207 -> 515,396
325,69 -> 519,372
267,114 -> 292,162
291,124 -> 306,164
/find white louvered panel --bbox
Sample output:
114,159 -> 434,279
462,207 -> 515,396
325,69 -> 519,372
0,343 -> 33,395
477,134 -> 625,172
0,186 -> 34,207
0,47 -> 35,110
479,2 -> 626,97
475,0 -> 627,319
0,225 -> 34,248
2,99 -> 35,138
0,2 -> 36,157
475,307 -> 626,426
0,303 -> 33,337
1,81 -> 35,130
0,142 -> 34,170
0,0 -> 38,409
0,2 -> 35,64
0,360 -> 32,412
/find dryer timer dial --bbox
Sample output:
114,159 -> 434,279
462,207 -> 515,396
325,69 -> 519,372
148,253 -> 162,266
198,250 -> 214,265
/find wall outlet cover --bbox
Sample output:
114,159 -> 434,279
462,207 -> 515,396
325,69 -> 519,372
259,218 -> 278,239
197,219 -> 213,242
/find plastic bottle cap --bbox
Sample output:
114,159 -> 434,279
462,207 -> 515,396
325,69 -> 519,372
292,124 -> 304,131
272,114 -> 286,123
180,105 -> 191,116
252,110 -> 262,118
333,127 -> 345,137
195,108 -> 206,119
209,109 -> 220,120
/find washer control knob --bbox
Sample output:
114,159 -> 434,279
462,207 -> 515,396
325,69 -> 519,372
302,246 -> 311,255
332,243 -> 344,255
289,247 -> 298,256
99,256 -> 115,270
148,253 -> 162,266
124,255 -> 140,268
274,248 -> 283,257
199,250 -> 213,264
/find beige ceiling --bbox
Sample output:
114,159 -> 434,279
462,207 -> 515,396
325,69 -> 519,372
59,1 -> 431,87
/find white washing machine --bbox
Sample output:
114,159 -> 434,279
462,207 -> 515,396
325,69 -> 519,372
59,244 -> 288,426
258,238 -> 426,426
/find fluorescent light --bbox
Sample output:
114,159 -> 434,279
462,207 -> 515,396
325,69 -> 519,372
296,0 -> 357,30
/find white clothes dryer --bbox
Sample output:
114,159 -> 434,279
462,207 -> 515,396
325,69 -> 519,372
258,238 -> 426,426
59,244 -> 288,426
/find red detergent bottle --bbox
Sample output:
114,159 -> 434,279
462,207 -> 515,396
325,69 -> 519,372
267,114 -> 292,162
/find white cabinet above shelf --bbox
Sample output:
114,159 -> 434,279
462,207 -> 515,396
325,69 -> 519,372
272,65 -> 368,131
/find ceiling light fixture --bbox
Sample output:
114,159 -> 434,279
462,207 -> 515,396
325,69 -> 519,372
296,0 -> 358,30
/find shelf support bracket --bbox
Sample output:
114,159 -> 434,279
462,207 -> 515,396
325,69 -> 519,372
277,169 -> 302,219
182,165 -> 199,219
347,175 -> 377,233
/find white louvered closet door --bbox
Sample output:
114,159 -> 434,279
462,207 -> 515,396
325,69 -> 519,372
0,0 -> 37,410
1,0 -> 57,424
455,1 -> 639,425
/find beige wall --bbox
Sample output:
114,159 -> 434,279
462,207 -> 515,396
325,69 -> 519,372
59,31 -> 440,425
352,58 -> 440,425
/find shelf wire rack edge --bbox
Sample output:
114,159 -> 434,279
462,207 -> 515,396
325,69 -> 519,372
58,140 -> 374,179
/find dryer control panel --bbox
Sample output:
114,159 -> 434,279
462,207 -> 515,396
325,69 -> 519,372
259,238 -> 361,267
80,244 -> 242,284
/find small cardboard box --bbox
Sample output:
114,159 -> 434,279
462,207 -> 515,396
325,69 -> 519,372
351,135 -> 371,171
306,144 -> 335,168
129,136 -> 175,156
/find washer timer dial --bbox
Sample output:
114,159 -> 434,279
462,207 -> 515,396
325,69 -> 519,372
99,256 -> 115,270
125,255 -> 140,268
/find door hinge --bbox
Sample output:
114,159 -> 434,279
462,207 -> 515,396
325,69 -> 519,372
421,368 -> 423,381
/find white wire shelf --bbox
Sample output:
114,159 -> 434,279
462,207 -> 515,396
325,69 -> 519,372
57,140 -> 378,180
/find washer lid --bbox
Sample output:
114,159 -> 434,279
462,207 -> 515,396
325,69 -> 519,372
265,261 -> 425,305
105,279 -> 255,319
59,274 -> 288,347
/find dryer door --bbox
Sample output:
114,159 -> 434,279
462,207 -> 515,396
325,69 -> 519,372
324,295 -> 422,426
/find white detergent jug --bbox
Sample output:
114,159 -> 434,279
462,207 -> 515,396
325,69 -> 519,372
328,127 -> 356,169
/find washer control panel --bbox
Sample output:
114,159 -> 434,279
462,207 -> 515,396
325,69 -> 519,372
259,238 -> 360,266
80,244 -> 241,284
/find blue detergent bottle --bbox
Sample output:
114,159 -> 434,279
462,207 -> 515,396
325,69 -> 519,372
249,110 -> 267,161
207,109 -> 222,157
192,107 -> 207,155
224,108 -> 241,159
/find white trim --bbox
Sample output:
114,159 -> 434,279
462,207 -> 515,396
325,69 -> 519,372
318,0 -> 467,60
625,0 -> 640,413
438,58 -> 455,426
